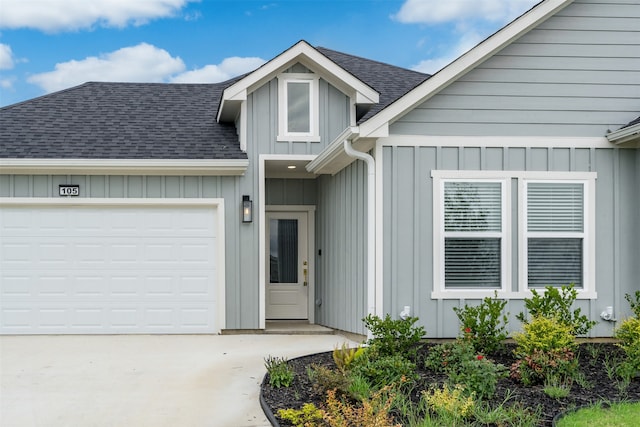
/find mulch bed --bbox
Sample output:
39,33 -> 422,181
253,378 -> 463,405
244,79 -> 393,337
261,342 -> 640,426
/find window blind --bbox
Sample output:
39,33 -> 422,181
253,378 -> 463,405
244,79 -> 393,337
444,182 -> 502,232
527,183 -> 583,232
527,182 -> 585,288
443,181 -> 503,289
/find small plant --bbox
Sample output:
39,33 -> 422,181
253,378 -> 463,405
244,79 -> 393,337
363,314 -> 425,359
543,380 -> 571,399
333,342 -> 365,373
424,384 -> 475,420
625,291 -> 640,318
516,284 -> 596,335
614,316 -> 640,379
323,386 -> 401,427
351,353 -> 417,390
278,403 -> 324,427
513,316 -> 577,356
264,355 -> 294,388
453,291 -> 509,354
308,364 -> 352,396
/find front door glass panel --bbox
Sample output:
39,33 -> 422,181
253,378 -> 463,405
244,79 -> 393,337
269,219 -> 298,283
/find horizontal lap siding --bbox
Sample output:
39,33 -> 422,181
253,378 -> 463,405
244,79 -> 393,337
382,146 -> 638,338
391,0 -> 640,138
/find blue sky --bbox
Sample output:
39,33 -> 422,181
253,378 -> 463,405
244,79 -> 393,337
0,0 -> 540,107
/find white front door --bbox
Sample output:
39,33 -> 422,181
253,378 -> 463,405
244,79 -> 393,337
265,212 -> 309,319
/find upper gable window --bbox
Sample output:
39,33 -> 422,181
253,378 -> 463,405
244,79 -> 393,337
277,74 -> 320,142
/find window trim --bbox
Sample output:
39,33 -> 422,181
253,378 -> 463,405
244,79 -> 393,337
431,170 -> 597,300
277,74 -> 320,142
433,175 -> 511,299
518,177 -> 597,299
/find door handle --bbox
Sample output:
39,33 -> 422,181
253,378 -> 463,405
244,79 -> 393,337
303,261 -> 308,286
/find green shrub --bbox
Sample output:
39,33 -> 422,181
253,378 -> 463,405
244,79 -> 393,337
264,355 -> 294,388
351,353 -> 417,389
511,317 -> 578,386
425,340 -> 476,373
425,340 -> 507,399
363,314 -> 425,359
614,316 -> 640,379
513,316 -> 577,356
277,403 -> 324,427
516,284 -> 596,335
423,384 -> 475,420
453,291 -> 509,354
625,291 -> 640,318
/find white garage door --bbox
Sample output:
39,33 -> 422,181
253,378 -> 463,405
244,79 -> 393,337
0,202 -> 223,334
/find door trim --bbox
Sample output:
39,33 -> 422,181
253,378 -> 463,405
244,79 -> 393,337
265,205 -> 315,324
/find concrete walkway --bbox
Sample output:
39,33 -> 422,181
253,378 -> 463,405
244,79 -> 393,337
0,334 -> 357,427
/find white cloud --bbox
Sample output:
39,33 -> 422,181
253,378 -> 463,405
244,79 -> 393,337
26,43 -> 266,94
171,57 -> 265,83
0,77 -> 16,89
0,44 -> 15,69
0,0 -> 196,32
412,31 -> 484,74
393,0 -> 540,24
27,43 -> 186,92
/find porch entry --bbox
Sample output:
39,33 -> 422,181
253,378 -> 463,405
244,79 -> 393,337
266,211 -> 309,319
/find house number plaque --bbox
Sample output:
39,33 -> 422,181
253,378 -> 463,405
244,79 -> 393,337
59,185 -> 80,196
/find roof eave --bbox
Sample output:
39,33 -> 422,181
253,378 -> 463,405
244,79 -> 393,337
0,158 -> 250,176
606,123 -> 640,147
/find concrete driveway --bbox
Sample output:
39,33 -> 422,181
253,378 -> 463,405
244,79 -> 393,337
0,334 -> 357,427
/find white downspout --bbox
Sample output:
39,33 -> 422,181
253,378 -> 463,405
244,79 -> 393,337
343,138 -> 376,339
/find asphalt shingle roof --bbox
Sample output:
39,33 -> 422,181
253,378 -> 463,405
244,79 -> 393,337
622,115 -> 640,129
0,46 -> 429,160
317,47 -> 430,123
0,82 -> 245,159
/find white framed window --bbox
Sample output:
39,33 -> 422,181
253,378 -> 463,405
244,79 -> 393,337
433,176 -> 510,298
520,179 -> 595,297
432,171 -> 596,299
277,74 -> 320,142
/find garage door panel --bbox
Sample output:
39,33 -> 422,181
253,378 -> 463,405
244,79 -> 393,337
0,204 -> 221,334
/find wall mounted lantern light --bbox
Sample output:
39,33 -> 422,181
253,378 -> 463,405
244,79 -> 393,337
242,195 -> 253,223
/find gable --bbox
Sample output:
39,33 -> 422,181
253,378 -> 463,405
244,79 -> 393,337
217,40 -> 379,123
390,0 -> 640,138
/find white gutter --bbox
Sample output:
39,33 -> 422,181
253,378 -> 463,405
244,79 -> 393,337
343,133 -> 376,339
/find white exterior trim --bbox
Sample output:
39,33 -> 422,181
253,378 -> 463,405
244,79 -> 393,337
380,136 -> 613,149
266,205 -> 316,323
218,41 -> 378,123
517,177 -> 597,299
374,142 -> 384,317
277,74 -> 321,142
258,154 -> 317,329
429,170 -> 597,300
0,159 -> 249,176
432,177 -> 511,299
0,197 -> 227,333
357,0 -> 574,139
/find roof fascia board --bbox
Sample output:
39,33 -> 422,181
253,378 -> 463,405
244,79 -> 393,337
306,126 -> 358,174
217,41 -> 378,122
606,123 -> 640,145
358,0 -> 574,138
0,159 -> 249,176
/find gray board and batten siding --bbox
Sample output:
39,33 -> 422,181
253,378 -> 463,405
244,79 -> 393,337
381,145 -> 639,338
243,67 -> 354,329
380,0 -> 640,338
391,0 -> 640,137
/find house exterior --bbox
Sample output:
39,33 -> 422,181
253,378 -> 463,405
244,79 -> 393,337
1,0 -> 638,337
